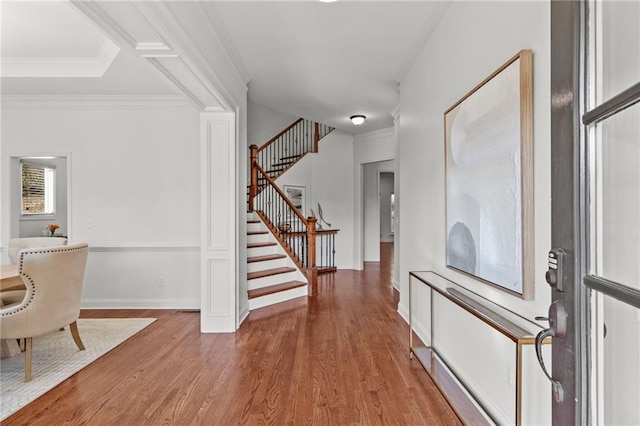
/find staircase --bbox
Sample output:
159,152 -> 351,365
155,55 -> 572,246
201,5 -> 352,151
246,212 -> 308,309
247,118 -> 338,310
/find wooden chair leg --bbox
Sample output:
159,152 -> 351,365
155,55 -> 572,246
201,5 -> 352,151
69,321 -> 85,351
25,337 -> 32,382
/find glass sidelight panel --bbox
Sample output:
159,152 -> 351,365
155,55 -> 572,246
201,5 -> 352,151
598,1 -> 640,103
592,102 -> 640,289
592,292 -> 640,425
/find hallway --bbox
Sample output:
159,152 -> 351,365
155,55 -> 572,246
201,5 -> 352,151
5,251 -> 459,425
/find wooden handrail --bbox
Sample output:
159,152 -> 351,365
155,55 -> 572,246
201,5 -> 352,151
257,118 -> 304,153
254,163 -> 308,225
255,210 -> 306,272
313,122 -> 320,153
249,144 -> 258,212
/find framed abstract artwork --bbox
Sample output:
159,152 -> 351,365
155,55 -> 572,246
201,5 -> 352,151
444,49 -> 534,299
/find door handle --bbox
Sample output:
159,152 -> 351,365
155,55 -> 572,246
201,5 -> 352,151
535,327 -> 564,403
535,300 -> 567,404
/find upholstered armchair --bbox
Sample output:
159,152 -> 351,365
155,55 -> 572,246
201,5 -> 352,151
2,237 -> 68,306
0,243 -> 89,382
8,237 -> 68,264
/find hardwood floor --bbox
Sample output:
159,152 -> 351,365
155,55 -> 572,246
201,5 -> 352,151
5,246 -> 460,425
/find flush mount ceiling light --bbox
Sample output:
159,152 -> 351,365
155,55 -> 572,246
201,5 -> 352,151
350,115 -> 366,126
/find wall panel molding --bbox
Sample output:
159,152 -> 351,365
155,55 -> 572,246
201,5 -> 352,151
200,112 -> 237,332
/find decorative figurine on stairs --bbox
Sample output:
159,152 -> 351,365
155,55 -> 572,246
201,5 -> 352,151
310,203 -> 331,230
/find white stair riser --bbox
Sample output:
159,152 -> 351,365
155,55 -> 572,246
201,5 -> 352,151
247,233 -> 270,244
246,215 -> 309,310
247,258 -> 287,273
247,245 -> 278,257
248,271 -> 299,290
247,222 -> 265,233
248,285 -> 308,310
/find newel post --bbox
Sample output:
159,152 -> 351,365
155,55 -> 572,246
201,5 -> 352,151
249,144 -> 258,212
313,122 -> 320,153
307,216 -> 318,295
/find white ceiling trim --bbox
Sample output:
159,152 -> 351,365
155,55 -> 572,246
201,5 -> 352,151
353,127 -> 395,144
1,40 -> 120,78
69,0 -> 230,112
196,3 -> 251,84
1,95 -> 196,110
137,1 -> 241,111
135,42 -> 177,58
395,2 -> 452,83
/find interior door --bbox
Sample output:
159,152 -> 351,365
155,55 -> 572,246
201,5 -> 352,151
548,0 -> 640,424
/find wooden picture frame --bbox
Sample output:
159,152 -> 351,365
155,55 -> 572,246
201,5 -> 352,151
284,185 -> 306,215
444,49 -> 534,299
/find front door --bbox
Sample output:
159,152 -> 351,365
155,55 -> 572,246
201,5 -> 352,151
549,0 -> 640,424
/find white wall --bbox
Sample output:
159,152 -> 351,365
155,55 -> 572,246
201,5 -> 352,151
398,1 -> 551,423
1,105 -> 201,309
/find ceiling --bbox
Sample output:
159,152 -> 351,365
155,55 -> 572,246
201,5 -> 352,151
1,0 -> 445,133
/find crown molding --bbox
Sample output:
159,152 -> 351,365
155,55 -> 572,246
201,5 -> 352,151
1,95 -> 199,110
395,2 -> 452,83
391,104 -> 401,124
1,40 -> 120,78
197,2 -> 251,85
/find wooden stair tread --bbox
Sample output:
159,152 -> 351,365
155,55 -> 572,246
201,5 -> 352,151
248,267 -> 296,280
248,254 -> 287,263
247,242 -> 277,249
248,281 -> 306,299
279,154 -> 302,160
271,160 -> 295,167
247,230 -> 268,235
247,219 -> 260,224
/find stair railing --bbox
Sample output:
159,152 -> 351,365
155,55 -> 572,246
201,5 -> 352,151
252,164 -> 319,294
248,119 -> 334,206
248,118 -> 337,294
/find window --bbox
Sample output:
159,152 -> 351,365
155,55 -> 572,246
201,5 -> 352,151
21,160 -> 55,215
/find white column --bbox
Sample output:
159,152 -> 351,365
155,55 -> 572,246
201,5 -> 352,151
200,112 -> 237,332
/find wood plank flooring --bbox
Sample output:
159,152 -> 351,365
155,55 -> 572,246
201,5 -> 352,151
4,243 -> 461,425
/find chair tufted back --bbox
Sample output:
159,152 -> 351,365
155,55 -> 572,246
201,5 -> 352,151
0,243 -> 89,339
8,237 -> 68,264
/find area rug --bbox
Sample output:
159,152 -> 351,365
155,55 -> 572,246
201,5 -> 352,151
0,318 -> 156,420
